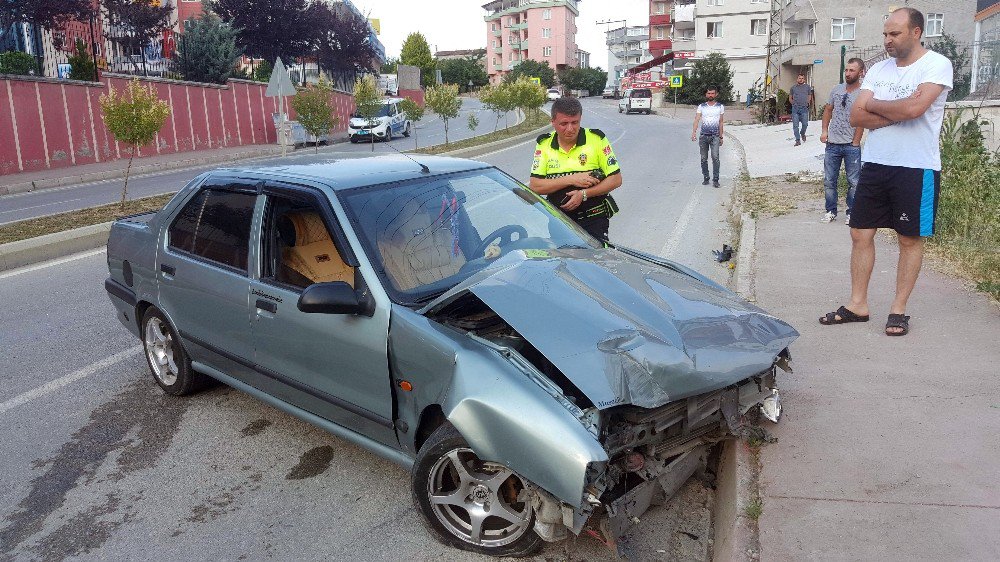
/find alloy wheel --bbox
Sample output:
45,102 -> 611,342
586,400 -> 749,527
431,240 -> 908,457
144,316 -> 178,386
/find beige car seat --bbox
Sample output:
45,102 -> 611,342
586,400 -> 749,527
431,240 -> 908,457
281,211 -> 354,287
378,196 -> 466,291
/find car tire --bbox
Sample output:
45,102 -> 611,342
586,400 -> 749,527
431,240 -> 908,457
403,122 -> 411,137
349,137 -> 357,144
412,423 -> 543,558
618,106 -> 623,113
386,126 -> 393,142
141,307 -> 209,396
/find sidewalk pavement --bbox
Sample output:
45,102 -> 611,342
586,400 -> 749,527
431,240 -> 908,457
728,121 -> 824,178
729,127 -> 1000,560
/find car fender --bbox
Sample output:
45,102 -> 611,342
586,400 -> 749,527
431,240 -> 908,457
388,305 -> 607,507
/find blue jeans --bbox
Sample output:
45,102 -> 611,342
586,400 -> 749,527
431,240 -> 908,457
791,107 -> 809,141
699,134 -> 720,180
823,143 -> 861,216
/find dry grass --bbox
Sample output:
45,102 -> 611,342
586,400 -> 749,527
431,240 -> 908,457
737,175 -> 819,219
412,111 -> 550,155
0,194 -> 175,245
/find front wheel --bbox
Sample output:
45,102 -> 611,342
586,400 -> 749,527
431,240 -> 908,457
141,307 -> 209,396
618,105 -> 623,113
412,424 -> 542,557
403,122 -> 411,137
385,126 -> 393,141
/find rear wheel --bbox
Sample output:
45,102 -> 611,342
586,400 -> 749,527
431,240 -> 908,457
386,126 -> 393,141
141,307 -> 209,396
412,424 -> 542,557
403,122 -> 411,137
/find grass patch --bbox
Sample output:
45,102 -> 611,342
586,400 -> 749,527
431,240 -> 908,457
412,111 -> 551,155
744,494 -> 763,521
0,194 -> 175,245
737,177 -> 811,219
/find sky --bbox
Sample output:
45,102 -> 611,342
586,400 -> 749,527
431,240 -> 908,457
352,0 -> 650,70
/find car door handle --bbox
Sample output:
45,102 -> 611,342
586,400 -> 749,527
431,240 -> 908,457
255,299 -> 277,314
160,263 -> 175,276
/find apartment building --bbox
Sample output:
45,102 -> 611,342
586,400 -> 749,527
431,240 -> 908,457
972,0 -> 1000,95
483,0 -> 581,83
606,25 -> 657,87
780,0 -> 977,97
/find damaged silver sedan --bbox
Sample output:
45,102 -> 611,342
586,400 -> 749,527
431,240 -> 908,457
104,155 -> 797,557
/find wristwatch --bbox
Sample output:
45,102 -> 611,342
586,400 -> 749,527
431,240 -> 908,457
581,189 -> 588,202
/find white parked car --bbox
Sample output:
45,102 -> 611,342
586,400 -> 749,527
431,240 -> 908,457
348,97 -> 411,142
546,88 -> 561,101
618,88 -> 653,115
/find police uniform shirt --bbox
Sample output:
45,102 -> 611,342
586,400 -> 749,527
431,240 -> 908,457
530,128 -> 621,220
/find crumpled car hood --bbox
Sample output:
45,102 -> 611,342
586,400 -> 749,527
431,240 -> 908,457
424,249 -> 798,409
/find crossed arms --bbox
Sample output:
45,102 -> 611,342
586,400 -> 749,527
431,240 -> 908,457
849,82 -> 947,130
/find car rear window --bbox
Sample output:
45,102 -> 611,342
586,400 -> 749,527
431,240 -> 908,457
168,189 -> 256,272
631,89 -> 652,98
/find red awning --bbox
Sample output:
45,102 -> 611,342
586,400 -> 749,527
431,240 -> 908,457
626,52 -> 675,76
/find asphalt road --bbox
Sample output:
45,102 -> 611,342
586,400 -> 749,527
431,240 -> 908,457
0,98 -> 740,561
0,97 -> 519,225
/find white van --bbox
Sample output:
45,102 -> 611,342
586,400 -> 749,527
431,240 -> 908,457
348,97 -> 411,142
618,88 -> 653,114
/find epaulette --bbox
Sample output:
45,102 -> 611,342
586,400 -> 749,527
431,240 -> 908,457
535,133 -> 551,144
589,128 -> 606,139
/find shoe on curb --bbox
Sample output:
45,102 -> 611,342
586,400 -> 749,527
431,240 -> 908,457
713,180 -> 720,188
702,178 -> 710,185
845,214 -> 851,226
821,211 -> 837,223
794,140 -> 801,146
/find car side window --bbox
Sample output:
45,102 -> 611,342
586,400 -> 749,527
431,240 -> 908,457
260,193 -> 354,290
168,188 -> 256,272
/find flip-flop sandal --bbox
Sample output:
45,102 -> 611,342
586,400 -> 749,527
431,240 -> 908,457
885,314 -> 910,336
819,305 -> 870,325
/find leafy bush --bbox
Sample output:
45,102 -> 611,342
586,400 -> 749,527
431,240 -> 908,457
175,13 -> 242,84
398,97 -> 424,147
291,79 -> 337,152
425,83 -> 461,144
67,38 -> 97,81
0,51 -> 37,76
99,80 -> 170,209
677,52 -> 734,104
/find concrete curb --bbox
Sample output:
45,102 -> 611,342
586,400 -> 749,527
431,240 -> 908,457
0,222 -> 111,272
439,122 -> 550,159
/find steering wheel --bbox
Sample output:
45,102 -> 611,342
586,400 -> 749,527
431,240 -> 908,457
471,225 -> 529,260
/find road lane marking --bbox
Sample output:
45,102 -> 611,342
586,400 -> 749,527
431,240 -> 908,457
0,346 -> 142,415
0,197 -> 87,219
0,248 -> 106,280
659,187 -> 702,259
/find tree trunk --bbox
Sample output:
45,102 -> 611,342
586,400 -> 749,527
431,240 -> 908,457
120,146 -> 136,210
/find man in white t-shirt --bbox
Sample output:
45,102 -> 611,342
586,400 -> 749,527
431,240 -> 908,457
820,7 -> 953,337
691,86 -> 725,188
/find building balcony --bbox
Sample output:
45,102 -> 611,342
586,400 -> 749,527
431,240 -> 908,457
671,37 -> 695,52
671,4 -> 695,24
648,39 -> 672,52
493,28 -> 502,37
650,14 -> 670,26
783,3 -> 818,24
509,22 -> 527,31
780,43 -> 819,66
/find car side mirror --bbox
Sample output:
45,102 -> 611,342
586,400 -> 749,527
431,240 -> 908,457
297,282 -> 362,314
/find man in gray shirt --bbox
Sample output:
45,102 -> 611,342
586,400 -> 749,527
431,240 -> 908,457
819,58 -> 866,224
789,73 -> 814,145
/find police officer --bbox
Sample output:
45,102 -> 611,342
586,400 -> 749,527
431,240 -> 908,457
529,97 -> 622,240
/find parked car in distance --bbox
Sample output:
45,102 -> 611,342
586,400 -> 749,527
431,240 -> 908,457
601,86 -> 617,99
546,88 -> 561,101
104,156 -> 797,558
348,97 -> 411,143
619,88 -> 653,114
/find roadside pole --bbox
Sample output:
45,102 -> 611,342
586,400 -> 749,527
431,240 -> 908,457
670,75 -> 683,118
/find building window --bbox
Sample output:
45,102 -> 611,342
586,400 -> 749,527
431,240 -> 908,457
543,46 -> 552,56
788,31 -> 799,45
543,8 -> 551,19
707,0 -> 724,6
806,23 -> 815,43
542,28 -> 551,38
751,19 -> 767,36
493,57 -> 498,68
926,13 -> 943,37
750,0 -> 767,3
707,21 -> 723,38
656,27 -> 665,40
654,2 -> 666,14
831,17 -> 855,41
492,22 -> 496,31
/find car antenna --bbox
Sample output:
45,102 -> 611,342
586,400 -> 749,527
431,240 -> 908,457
380,139 -> 430,174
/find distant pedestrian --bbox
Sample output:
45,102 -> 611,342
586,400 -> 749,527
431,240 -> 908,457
820,7 -> 953,337
819,58 -> 866,224
691,86 -> 724,188
789,73 -> 814,145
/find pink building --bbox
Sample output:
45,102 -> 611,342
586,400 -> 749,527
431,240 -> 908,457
483,0 -> 580,83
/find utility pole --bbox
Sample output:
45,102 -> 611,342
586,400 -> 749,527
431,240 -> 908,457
763,0 -> 784,120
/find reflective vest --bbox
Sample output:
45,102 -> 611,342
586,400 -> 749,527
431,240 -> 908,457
530,128 -> 621,220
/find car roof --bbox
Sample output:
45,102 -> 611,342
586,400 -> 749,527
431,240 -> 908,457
211,154 -> 492,191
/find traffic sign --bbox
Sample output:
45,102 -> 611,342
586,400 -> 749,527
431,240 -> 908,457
669,75 -> 683,88
529,77 -> 541,86
813,59 -> 824,64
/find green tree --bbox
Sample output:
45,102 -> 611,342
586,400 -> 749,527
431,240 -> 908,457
439,53 -> 488,92
467,112 -> 479,132
381,57 -> 398,75
0,52 -> 38,75
581,67 -> 609,96
291,79 -> 338,153
557,67 -> 587,92
929,34 -> 971,101
508,76 -> 546,120
353,74 -> 384,152
99,79 -> 170,209
678,52 -> 734,104
175,13 -> 242,85
67,38 -> 97,81
425,83 -> 461,145
505,59 -> 555,88
479,82 -> 516,130
399,97 -> 424,148
400,32 -> 435,87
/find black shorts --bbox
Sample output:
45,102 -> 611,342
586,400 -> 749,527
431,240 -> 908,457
851,162 -> 941,237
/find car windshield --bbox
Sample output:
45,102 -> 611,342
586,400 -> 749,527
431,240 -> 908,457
353,105 -> 392,119
338,167 -> 599,305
